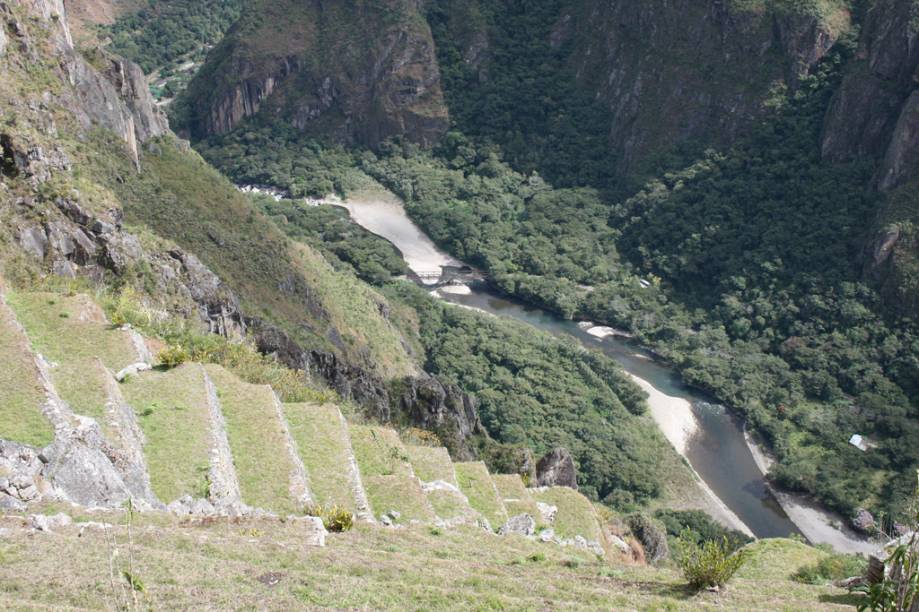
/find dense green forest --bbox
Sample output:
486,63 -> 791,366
105,0 -> 243,99
256,195 -> 408,285
426,0 -> 619,193
361,42 -> 919,523
382,282 -> 672,506
192,17 -> 918,527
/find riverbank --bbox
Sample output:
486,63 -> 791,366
743,428 -> 878,554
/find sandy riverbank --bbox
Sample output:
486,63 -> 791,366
743,429 -> 879,554
336,191 -> 463,284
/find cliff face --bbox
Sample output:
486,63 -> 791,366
557,0 -> 850,175
182,0 -> 448,147
819,0 -> 919,315
822,0 -> 919,191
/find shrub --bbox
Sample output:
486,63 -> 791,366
157,345 -> 190,369
676,532 -> 748,590
794,553 -> 867,585
306,505 -> 354,533
628,514 -> 669,565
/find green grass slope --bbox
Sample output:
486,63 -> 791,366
6,291 -> 138,423
350,425 -> 435,523
82,133 -> 415,381
204,365 -> 300,514
283,402 -> 359,512
532,486 -> 603,543
0,291 -> 54,447
120,363 -> 213,502
492,474 -> 542,520
454,462 -> 508,530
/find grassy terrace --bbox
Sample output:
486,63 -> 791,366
532,486 -> 603,542
492,474 -> 543,520
0,294 -> 53,447
0,512 -> 854,610
120,363 -> 212,503
204,365 -> 298,514
350,425 -> 434,523
454,462 -> 508,530
6,292 -> 137,423
283,402 -> 357,512
404,445 -> 457,484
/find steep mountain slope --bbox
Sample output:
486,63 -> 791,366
821,0 -> 919,315
178,0 -> 448,146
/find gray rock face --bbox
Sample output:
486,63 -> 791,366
499,513 -> 536,537
0,440 -> 47,505
183,0 -> 448,147
40,423 -> 132,507
555,0 -> 847,174
30,512 -> 72,532
628,514 -> 669,565
822,0 -> 919,192
0,19 -> 7,56
536,448 -> 578,490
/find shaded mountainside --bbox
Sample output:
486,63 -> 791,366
177,0 -> 448,147
0,0 -> 491,459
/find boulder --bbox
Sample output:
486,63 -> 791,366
535,448 -> 578,490
628,514 -> 669,565
536,501 -> 558,524
115,362 -> 152,382
499,514 -> 536,537
30,512 -> 73,532
852,508 -> 877,533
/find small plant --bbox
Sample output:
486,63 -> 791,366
305,505 -> 354,533
676,532 -> 748,591
157,345 -> 190,369
122,570 -> 145,593
853,473 -> 919,612
527,552 -> 546,563
794,553 -> 867,585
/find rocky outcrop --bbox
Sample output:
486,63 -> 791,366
820,0 -> 919,313
182,0 -> 448,147
536,448 -> 578,490
822,0 -> 919,192
556,0 -> 849,175
1,0 -> 166,165
628,514 -> 670,565
252,323 -> 484,460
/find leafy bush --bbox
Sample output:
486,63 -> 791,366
793,552 -> 867,585
676,533 -> 748,590
157,345 -> 190,369
306,505 -> 354,533
655,509 -> 752,553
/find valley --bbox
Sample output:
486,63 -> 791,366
1,0 -> 917,608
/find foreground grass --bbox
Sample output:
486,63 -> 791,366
0,513 -> 858,610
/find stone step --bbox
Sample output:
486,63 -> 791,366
405,445 -> 478,525
204,365 -> 309,514
349,425 -> 434,525
531,486 -> 604,544
5,292 -> 142,424
284,403 -> 366,514
120,363 -> 215,504
0,289 -> 55,447
454,462 -> 509,531
492,474 -> 542,521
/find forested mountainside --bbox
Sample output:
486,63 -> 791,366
173,0 -> 919,531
